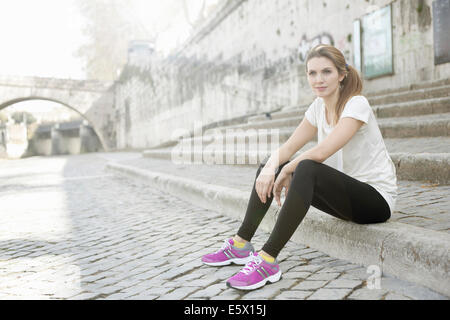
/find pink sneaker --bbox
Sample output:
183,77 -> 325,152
226,252 -> 282,290
202,238 -> 255,266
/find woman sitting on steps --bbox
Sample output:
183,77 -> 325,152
201,44 -> 398,291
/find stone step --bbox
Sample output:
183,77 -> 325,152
374,97 -> 450,118
250,97 -> 450,129
384,137 -> 450,154
377,113 -> 450,138
367,84 -> 450,105
248,97 -> 450,123
155,136 -> 450,155
364,78 -> 450,98
174,113 -> 450,150
247,106 -> 308,123
105,156 -> 450,296
149,81 -> 450,151
143,137 -> 450,184
150,90 -> 450,151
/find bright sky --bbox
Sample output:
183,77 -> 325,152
0,0 -> 86,113
0,0 -> 86,80
0,0 -> 216,80
0,0 -> 217,113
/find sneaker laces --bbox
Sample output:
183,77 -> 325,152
216,239 -> 232,253
240,252 -> 263,275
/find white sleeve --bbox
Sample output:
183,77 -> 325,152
304,99 -> 318,127
340,96 -> 371,124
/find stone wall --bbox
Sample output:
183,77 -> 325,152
113,0 -> 450,149
28,122 -> 103,157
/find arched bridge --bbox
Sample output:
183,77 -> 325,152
0,75 -> 116,150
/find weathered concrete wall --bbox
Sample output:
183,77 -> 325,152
51,128 -> 81,155
80,124 -> 102,153
28,122 -> 102,156
114,0 -> 450,149
30,137 -> 52,156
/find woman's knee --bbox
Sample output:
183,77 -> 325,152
352,211 -> 390,225
256,156 -> 270,176
256,163 -> 264,177
293,159 -> 321,178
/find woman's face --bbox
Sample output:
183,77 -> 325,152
307,56 -> 345,98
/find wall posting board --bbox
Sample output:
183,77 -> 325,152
433,0 -> 450,65
361,4 -> 394,79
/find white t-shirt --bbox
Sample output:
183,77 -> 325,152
304,95 -> 397,214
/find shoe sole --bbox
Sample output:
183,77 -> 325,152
202,255 -> 254,267
226,270 -> 282,290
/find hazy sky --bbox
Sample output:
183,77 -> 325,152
0,0 -> 217,113
0,0 -> 216,80
0,0 -> 86,79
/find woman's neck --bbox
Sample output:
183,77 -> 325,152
322,88 -> 340,113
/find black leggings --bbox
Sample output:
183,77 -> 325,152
237,158 -> 391,258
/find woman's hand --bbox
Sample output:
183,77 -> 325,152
273,166 -> 294,207
255,166 -> 276,204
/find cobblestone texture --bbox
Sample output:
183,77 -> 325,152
0,153 -> 447,300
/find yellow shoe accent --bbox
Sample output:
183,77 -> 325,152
233,238 -> 246,249
259,252 -> 275,263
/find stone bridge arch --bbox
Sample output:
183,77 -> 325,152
0,75 -> 116,150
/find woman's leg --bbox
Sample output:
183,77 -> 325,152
236,158 -> 291,243
261,159 -> 391,258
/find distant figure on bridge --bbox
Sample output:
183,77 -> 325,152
201,44 -> 397,291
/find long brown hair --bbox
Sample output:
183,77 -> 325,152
305,44 -> 363,126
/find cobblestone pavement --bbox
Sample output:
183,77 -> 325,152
0,153 -> 446,300
112,155 -> 450,234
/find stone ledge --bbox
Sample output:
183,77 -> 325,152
142,149 -> 450,185
105,161 -> 450,297
390,152 -> 450,184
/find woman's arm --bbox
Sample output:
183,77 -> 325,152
264,117 -> 318,172
283,117 -> 364,174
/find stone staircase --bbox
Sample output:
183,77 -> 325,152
106,79 -> 450,297
142,80 -> 450,184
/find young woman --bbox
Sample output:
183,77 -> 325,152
201,44 -> 397,291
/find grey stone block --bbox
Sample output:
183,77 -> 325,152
325,279 -> 362,289
307,288 -> 352,300
292,280 -> 328,291
347,288 -> 389,300
308,272 -> 340,281
275,290 -> 313,300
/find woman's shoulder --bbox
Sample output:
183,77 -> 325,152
341,95 -> 372,123
347,95 -> 369,104
344,95 -> 371,110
